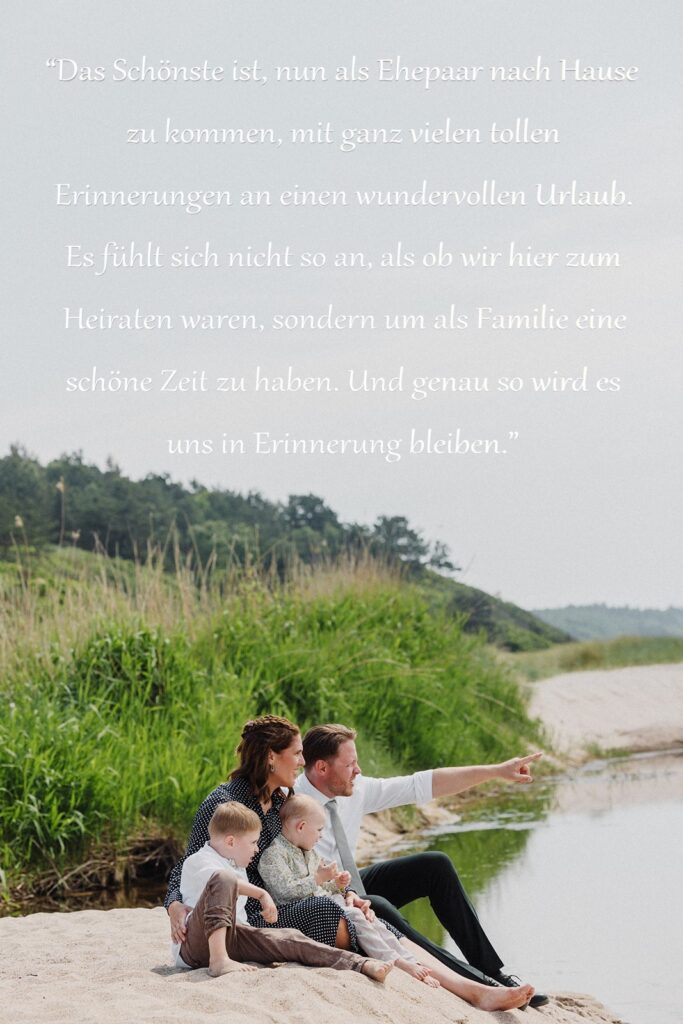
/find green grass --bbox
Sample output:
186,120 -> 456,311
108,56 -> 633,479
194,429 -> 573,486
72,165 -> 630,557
0,553 -> 542,899
504,635 -> 683,681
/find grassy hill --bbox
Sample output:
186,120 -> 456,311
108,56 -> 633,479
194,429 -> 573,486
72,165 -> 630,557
0,550 -> 544,904
1,446 -> 570,654
1,543 -> 571,655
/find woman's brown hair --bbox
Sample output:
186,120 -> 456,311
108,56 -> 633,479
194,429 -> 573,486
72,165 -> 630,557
229,715 -> 300,803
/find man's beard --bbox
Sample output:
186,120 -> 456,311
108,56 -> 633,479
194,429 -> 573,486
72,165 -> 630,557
330,777 -> 355,797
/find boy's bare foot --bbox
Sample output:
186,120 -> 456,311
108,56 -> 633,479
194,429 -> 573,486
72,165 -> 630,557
361,959 -> 394,983
473,984 -> 535,1011
208,958 -> 259,977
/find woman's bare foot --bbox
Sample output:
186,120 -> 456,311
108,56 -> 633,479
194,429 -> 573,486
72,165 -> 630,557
208,958 -> 259,977
360,959 -> 394,983
472,983 -> 535,1011
395,959 -> 440,987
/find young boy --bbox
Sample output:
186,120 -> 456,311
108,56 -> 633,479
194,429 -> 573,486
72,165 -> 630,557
258,794 -> 438,987
171,800 -> 392,982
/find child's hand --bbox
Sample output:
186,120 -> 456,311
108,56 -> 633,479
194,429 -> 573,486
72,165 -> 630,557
259,892 -> 278,924
335,870 -> 351,889
315,859 -> 339,884
360,901 -> 376,922
348,894 -> 375,921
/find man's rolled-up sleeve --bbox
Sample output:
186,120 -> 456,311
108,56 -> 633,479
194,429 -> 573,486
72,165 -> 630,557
360,769 -> 433,814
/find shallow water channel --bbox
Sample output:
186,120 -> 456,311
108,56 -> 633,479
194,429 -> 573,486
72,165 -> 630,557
399,749 -> 683,1024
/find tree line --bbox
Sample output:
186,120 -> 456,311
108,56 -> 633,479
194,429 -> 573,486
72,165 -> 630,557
0,445 -> 456,575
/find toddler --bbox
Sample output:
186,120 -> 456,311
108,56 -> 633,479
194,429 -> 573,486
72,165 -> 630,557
259,794 -> 438,987
171,800 -> 392,982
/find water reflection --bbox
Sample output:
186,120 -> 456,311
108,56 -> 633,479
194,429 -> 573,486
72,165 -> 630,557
401,750 -> 683,1024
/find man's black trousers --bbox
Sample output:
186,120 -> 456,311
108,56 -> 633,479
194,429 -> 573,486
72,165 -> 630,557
360,851 -> 504,983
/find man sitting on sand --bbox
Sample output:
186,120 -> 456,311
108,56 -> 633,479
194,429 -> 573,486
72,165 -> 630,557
172,800 -> 391,983
258,793 -> 534,1011
294,723 -> 548,1008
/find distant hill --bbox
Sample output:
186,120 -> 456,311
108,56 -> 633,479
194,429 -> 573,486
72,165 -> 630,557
422,574 -> 572,651
531,604 -> 683,641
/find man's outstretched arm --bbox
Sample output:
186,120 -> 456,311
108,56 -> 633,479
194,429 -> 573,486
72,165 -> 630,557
431,752 -> 542,799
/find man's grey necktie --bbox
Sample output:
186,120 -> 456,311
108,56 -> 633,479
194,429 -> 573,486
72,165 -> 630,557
325,799 -> 366,895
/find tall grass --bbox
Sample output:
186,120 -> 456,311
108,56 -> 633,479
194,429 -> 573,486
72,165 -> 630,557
0,547 -> 541,895
505,635 -> 683,681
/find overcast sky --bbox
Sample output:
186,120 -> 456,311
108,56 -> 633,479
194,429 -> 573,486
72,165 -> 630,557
2,1 -> 681,609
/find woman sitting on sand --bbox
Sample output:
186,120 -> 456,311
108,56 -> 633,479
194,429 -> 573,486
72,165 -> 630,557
165,715 -> 533,1012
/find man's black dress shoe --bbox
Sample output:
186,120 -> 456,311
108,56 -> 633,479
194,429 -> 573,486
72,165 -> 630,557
490,972 -> 550,1009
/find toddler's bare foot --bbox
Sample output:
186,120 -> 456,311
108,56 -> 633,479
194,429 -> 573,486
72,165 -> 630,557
396,959 -> 439,985
361,959 -> 394,983
208,958 -> 258,977
473,983 -> 535,1011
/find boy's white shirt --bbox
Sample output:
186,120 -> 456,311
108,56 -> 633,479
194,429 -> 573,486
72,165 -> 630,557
170,841 -> 249,968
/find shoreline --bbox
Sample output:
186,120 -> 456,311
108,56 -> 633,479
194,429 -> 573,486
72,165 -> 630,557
362,660 -> 683,861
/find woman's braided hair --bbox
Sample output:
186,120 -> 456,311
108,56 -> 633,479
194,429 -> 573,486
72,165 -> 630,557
229,714 -> 300,803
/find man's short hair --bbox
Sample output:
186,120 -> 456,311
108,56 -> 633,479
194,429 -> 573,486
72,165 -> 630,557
279,793 -> 323,826
208,801 -> 261,839
302,724 -> 357,767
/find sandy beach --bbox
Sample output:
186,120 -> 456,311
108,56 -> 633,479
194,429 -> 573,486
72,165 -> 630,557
529,661 -> 683,758
0,904 -> 623,1024
6,662 -> 681,1024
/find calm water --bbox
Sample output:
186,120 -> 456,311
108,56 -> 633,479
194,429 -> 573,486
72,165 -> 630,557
400,750 -> 683,1024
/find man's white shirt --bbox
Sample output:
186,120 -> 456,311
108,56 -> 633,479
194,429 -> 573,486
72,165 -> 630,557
294,769 -> 433,864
